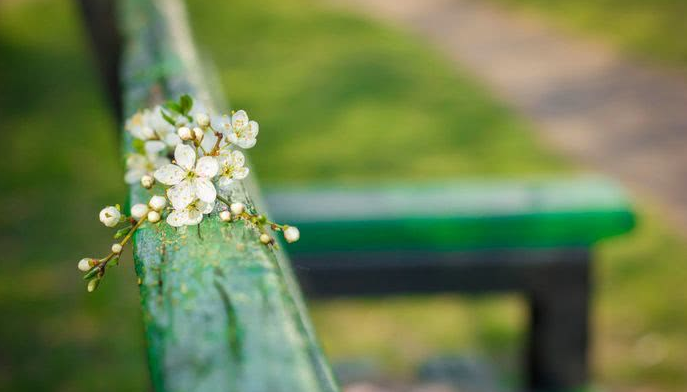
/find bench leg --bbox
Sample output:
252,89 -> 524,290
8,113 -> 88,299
526,253 -> 590,391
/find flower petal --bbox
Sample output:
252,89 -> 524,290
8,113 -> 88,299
164,133 -> 182,147
194,177 -> 217,203
125,169 -> 146,184
237,137 -> 256,149
231,110 -> 248,129
167,180 -> 195,209
152,156 -> 171,168
174,143 -> 196,171
218,176 -> 234,190
145,140 -> 166,156
217,152 -> 232,167
231,150 -> 245,167
227,132 -> 239,145
166,209 -> 190,227
154,164 -> 185,185
198,200 -> 215,214
213,114 -> 232,135
185,209 -> 203,226
247,120 -> 259,137
126,154 -> 147,170
195,156 -> 219,178
234,166 -> 249,179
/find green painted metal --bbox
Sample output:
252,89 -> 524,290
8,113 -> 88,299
266,178 -> 636,253
119,0 -> 339,391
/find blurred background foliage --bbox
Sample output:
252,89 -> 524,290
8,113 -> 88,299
1,0 -> 687,391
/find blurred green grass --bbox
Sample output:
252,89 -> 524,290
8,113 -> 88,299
1,0 -> 687,391
493,0 -> 687,68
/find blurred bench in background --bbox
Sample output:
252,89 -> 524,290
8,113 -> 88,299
267,178 -> 635,391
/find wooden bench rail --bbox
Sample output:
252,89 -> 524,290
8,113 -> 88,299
80,0 -> 339,391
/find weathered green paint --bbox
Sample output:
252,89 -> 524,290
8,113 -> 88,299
266,178 -> 635,253
118,0 -> 339,391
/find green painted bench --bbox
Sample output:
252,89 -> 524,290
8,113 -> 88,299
266,178 -> 635,391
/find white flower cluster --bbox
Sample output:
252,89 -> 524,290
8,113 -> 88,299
124,99 -> 254,227
78,95 -> 299,292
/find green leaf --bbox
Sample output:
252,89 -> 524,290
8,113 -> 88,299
114,226 -> 132,239
165,100 -> 182,113
179,94 -> 193,114
83,267 -> 100,281
160,109 -> 176,125
108,257 -> 120,267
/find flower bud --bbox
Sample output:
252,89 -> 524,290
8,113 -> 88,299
259,234 -> 272,244
219,210 -> 232,222
178,126 -> 193,141
131,203 -> 149,220
196,113 -> 210,128
111,243 -> 123,254
87,278 -> 100,293
193,127 -> 204,141
283,226 -> 300,243
230,202 -> 245,216
99,206 -> 121,228
141,174 -> 155,189
149,195 -> 167,211
78,258 -> 94,272
147,210 -> 161,223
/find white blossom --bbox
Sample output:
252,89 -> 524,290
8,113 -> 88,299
230,202 -> 245,216
111,243 -> 122,254
219,210 -> 232,222
178,126 -> 193,141
154,144 -> 219,210
125,110 -> 155,140
196,113 -> 210,128
212,110 -> 259,149
147,211 -> 161,223
149,106 -> 179,144
216,150 -> 249,190
259,234 -> 271,244
141,174 -> 155,189
99,206 -> 121,227
125,106 -> 181,150
284,226 -> 300,243
148,195 -> 167,211
78,258 -> 93,272
131,204 -> 149,220
167,199 -> 215,227
125,153 -> 170,185
193,127 -> 205,142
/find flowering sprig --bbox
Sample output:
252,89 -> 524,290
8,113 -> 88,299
79,95 -> 299,292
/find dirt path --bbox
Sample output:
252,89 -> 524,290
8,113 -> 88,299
333,0 -> 687,233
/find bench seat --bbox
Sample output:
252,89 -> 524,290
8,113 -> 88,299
266,177 -> 635,253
